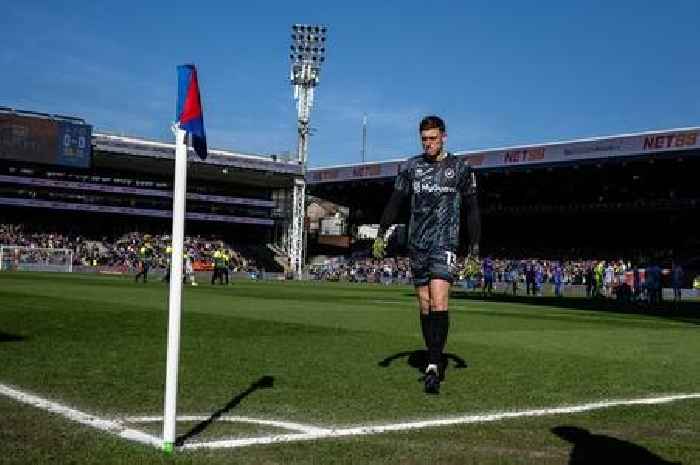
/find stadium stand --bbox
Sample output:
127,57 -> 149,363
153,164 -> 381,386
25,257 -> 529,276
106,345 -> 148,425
3,107 -> 700,284
0,108 -> 301,274
307,127 -> 700,283
0,222 -> 260,274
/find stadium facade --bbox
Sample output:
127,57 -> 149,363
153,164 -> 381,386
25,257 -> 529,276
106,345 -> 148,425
307,126 -> 700,262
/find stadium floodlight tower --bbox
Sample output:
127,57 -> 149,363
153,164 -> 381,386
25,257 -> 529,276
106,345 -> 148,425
289,23 -> 327,278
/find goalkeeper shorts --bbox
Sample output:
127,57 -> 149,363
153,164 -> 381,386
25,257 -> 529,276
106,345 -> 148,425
410,250 -> 457,287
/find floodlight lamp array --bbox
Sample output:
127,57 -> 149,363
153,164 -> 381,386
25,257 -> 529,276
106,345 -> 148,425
289,24 -> 327,65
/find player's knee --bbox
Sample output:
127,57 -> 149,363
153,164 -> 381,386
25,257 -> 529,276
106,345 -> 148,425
430,297 -> 447,311
418,297 -> 430,313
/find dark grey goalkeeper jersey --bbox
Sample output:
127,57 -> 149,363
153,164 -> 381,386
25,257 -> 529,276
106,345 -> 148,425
380,152 -> 479,253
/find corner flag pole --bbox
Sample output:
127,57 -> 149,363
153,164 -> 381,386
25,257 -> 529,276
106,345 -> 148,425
163,125 -> 188,453
163,63 -> 207,453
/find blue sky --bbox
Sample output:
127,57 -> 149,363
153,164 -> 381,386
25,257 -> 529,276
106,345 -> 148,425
2,1 -> 699,167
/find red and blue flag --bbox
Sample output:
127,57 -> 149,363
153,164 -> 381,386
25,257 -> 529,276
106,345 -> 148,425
176,64 -> 207,160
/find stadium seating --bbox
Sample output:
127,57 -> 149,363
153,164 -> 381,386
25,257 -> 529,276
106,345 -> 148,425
0,223 -> 263,273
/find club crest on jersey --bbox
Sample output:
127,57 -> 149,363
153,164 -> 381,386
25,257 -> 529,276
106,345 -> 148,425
445,167 -> 455,179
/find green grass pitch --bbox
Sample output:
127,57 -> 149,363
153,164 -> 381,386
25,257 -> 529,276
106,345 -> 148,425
0,272 -> 698,464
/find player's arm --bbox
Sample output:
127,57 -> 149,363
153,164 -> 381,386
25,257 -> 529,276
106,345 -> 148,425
377,189 -> 407,238
374,169 -> 410,258
373,190 -> 407,258
460,167 -> 481,258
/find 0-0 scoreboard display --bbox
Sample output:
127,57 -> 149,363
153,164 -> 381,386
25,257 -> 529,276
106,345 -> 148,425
0,111 -> 92,168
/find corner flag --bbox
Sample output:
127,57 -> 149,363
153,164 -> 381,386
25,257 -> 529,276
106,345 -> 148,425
176,64 -> 207,160
163,64 -> 207,453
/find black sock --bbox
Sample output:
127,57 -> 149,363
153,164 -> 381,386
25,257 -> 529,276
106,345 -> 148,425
428,311 -> 449,366
420,313 -> 431,350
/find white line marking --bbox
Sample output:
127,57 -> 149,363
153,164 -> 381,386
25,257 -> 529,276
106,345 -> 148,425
125,415 -> 330,434
182,392 -> 700,450
2,381 -> 699,451
0,383 -> 161,448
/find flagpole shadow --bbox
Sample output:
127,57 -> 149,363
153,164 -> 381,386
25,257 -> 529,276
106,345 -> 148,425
175,375 -> 274,446
0,331 -> 26,342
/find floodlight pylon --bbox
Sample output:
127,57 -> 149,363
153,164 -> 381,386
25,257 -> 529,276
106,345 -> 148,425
288,23 -> 328,279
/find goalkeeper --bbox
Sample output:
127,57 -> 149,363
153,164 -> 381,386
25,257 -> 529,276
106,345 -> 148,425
373,115 -> 481,394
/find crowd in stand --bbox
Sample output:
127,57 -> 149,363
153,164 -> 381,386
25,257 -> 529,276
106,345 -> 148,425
310,257 -> 412,283
100,232 -> 253,272
311,255 -> 636,287
0,223 -> 96,265
310,253 -> 695,302
0,223 -> 258,272
2,223 -> 696,300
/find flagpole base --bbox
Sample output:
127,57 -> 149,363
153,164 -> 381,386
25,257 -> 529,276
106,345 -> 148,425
163,442 -> 175,454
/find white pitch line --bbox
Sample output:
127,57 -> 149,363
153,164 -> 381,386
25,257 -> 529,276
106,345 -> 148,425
182,392 -> 700,450
125,415 -> 330,434
2,381 -> 699,452
0,383 -> 161,448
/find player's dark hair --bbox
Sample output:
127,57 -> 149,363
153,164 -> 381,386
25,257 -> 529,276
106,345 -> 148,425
419,115 -> 445,133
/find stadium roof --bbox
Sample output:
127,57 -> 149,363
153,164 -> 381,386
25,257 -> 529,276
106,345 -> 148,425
307,126 -> 700,184
1,107 -> 303,188
0,106 -> 87,124
93,133 -> 302,175
92,133 -> 303,188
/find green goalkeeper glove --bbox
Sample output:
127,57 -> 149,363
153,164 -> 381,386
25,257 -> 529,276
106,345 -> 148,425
372,237 -> 386,259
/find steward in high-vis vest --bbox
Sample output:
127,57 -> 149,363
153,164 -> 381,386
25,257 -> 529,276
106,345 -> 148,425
211,250 -> 226,285
222,249 -> 230,285
162,245 -> 172,282
135,243 -> 153,283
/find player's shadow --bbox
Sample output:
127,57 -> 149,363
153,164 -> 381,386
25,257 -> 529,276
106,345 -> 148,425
0,331 -> 26,342
552,426 -> 681,465
378,349 -> 467,380
175,375 -> 274,446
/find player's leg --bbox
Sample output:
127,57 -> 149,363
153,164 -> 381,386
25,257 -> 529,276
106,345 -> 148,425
415,285 -> 431,349
424,278 -> 449,394
428,278 -> 450,365
423,251 -> 455,394
411,253 -> 431,353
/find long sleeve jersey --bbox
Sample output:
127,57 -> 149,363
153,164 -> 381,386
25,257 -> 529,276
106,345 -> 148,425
378,152 -> 481,253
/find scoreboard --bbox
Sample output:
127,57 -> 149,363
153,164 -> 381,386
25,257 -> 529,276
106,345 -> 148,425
0,112 -> 92,168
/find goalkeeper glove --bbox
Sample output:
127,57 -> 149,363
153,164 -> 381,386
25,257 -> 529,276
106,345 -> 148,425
372,237 -> 386,259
